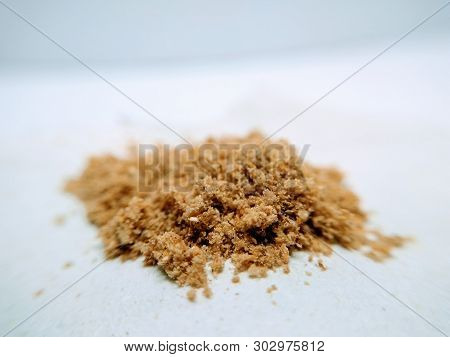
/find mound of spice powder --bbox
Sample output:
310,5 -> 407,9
66,132 -> 406,298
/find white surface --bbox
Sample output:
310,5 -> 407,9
0,39 -> 449,336
1,0 -> 447,63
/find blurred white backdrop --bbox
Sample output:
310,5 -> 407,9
0,0 -> 448,66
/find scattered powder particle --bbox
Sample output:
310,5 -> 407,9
53,214 -> 66,226
272,300 -> 277,306
187,289 -> 196,302
317,259 -> 327,271
66,131 -> 407,297
304,281 -> 310,286
232,275 -> 240,284
33,289 -> 44,298
267,284 -> 277,294
203,286 -> 213,299
305,271 -> 312,276
63,261 -> 73,269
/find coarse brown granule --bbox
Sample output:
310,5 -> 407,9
267,284 -> 277,294
53,214 -> 66,226
203,286 -> 213,299
317,259 -> 327,271
33,289 -> 44,298
63,261 -> 73,269
66,131 -> 407,295
187,289 -> 196,302
231,275 -> 240,284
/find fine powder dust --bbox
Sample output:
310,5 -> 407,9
66,131 -> 406,298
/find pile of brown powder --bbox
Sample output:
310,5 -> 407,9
66,131 -> 406,298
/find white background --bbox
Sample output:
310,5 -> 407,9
0,1 -> 449,336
